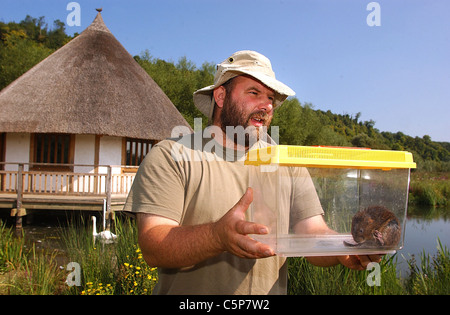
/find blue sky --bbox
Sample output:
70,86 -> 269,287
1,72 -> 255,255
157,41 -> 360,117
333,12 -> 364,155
2,0 -> 449,142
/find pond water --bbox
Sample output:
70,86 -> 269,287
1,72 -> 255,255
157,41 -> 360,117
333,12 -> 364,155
396,205 -> 450,275
1,205 -> 449,277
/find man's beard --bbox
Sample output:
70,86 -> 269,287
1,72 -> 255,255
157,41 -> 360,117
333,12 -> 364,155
219,95 -> 272,148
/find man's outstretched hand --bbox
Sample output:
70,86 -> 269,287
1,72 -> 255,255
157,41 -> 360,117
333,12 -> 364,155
212,188 -> 275,259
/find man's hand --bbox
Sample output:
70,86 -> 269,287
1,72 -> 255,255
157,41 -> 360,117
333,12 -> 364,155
337,254 -> 383,271
212,187 -> 275,259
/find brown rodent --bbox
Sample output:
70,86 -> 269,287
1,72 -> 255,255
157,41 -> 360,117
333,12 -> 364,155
343,206 -> 401,247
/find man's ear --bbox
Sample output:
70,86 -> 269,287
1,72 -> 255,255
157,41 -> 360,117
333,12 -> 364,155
213,86 -> 226,109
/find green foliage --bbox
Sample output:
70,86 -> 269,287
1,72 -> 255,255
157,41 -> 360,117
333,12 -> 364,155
61,215 -> 158,295
0,221 -> 26,273
272,99 -> 322,145
134,50 -> 214,127
0,15 -> 72,90
287,241 -> 450,295
0,220 -> 65,294
1,216 -> 159,295
288,255 -> 405,295
409,172 -> 450,206
406,239 -> 450,294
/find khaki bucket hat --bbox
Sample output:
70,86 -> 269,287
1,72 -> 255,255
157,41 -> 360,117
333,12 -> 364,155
193,50 -> 296,119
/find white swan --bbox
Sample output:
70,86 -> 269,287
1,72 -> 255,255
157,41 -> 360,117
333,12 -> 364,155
92,215 -> 117,244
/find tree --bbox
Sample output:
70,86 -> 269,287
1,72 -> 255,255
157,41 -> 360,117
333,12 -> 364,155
0,29 -> 53,90
46,19 -> 71,49
351,133 -> 374,148
0,16 -> 73,90
134,51 -> 214,127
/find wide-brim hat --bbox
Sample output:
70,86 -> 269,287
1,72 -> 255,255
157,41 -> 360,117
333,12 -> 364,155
193,50 -> 296,119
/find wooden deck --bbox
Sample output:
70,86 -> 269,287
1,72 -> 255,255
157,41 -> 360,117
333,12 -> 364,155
0,193 -> 128,211
0,162 -> 135,227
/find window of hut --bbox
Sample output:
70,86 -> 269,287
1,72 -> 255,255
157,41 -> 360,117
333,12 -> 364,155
31,133 -> 74,171
124,138 -> 155,167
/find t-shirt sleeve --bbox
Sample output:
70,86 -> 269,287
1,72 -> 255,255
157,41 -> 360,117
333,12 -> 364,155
123,140 -> 184,223
289,167 -> 324,224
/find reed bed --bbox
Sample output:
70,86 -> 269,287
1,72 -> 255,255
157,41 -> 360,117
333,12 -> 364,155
288,255 -> 405,295
60,214 -> 159,295
0,221 -> 65,294
1,217 -> 449,295
406,239 -> 450,294
409,172 -> 450,207
1,215 -> 158,295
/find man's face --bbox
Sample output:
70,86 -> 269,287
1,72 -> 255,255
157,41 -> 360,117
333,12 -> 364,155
218,76 -> 275,147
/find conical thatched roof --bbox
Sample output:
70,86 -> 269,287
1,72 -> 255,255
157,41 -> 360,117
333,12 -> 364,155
0,13 -> 191,140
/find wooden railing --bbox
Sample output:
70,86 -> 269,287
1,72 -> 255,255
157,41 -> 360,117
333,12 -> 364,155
0,163 -> 136,196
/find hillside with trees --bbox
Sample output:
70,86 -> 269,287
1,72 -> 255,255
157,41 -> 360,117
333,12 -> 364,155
0,15 -> 72,90
1,16 -> 449,172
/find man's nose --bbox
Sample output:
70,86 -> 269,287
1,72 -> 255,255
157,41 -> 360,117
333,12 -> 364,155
258,99 -> 273,113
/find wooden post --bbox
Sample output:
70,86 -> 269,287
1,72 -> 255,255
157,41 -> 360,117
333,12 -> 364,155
15,163 -> 24,229
105,166 -> 112,230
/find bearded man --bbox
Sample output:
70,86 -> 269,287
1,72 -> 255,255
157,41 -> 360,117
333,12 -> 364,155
124,51 -> 382,295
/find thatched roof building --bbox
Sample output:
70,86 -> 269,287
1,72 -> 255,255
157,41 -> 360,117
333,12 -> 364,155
0,12 -> 190,140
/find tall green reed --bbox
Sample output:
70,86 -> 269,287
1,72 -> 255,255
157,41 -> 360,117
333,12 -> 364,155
60,213 -> 158,295
1,220 -> 65,295
406,238 -> 450,294
0,220 -> 26,273
15,246 -> 65,295
287,254 -> 405,295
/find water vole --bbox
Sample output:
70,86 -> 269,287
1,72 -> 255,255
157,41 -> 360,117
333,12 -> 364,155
344,206 -> 401,248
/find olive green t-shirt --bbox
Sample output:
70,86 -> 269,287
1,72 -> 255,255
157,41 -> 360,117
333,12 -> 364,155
123,132 -> 323,294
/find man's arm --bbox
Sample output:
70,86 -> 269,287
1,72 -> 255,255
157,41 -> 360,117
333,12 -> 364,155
137,188 -> 275,269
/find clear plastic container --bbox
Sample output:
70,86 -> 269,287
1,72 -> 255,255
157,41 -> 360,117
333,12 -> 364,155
245,145 -> 416,257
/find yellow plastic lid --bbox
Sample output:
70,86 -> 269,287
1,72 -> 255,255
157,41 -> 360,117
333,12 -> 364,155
245,145 -> 416,170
